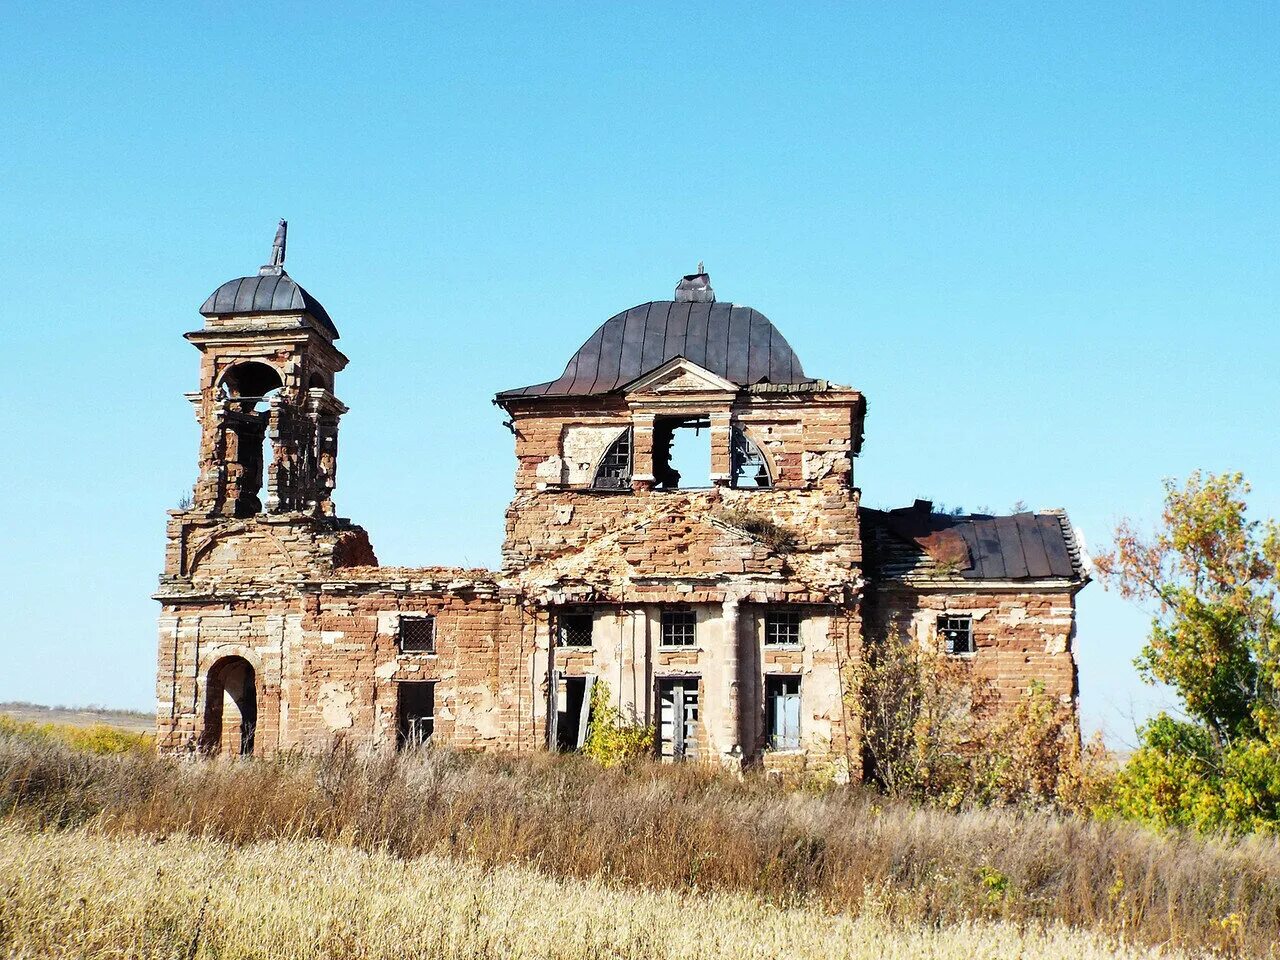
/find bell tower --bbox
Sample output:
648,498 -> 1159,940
184,221 -> 348,518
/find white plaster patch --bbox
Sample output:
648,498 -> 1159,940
555,505 -> 575,525
802,450 -> 841,481
1044,634 -> 1068,655
999,606 -> 1028,627
318,682 -> 355,730
562,426 -> 624,484
375,660 -> 399,680
321,630 -> 344,645
535,456 -> 567,484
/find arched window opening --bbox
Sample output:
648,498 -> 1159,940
218,363 -> 283,516
591,429 -> 633,490
202,656 -> 257,756
731,427 -> 772,489
306,372 -> 330,392
653,416 -> 713,490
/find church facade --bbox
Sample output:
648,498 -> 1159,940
154,227 -> 1088,776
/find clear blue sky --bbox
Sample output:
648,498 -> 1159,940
1,3 -> 1276,744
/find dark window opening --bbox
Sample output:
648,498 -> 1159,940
764,609 -> 803,646
556,610 -> 593,648
592,429 -> 633,490
661,607 -> 697,647
397,681 -> 436,749
399,615 -> 436,654
939,615 -> 975,655
552,674 -> 595,751
653,416 -> 712,490
658,677 -> 699,760
766,675 -> 801,750
731,427 -> 772,488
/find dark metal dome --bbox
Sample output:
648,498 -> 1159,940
200,271 -> 338,339
498,295 -> 810,399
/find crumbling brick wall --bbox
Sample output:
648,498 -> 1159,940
862,587 -> 1079,712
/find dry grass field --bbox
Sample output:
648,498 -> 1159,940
0,826 -> 1195,960
1,721 -> 1276,957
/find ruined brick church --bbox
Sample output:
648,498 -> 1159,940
155,224 -> 1088,775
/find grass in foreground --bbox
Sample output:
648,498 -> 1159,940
0,827 -> 1189,960
1,726 -> 1277,956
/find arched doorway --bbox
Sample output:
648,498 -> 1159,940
202,656 -> 258,756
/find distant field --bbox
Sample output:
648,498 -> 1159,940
0,701 -> 151,733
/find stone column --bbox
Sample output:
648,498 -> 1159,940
721,596 -> 743,768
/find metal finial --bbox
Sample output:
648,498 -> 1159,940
269,219 -> 287,269
697,260 -> 705,275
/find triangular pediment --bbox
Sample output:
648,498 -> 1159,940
621,357 -> 739,396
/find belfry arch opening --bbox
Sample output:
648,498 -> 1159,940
218,362 -> 283,516
201,656 -> 257,756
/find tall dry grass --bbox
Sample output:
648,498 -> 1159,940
2,728 -> 1278,955
0,826 -> 1191,959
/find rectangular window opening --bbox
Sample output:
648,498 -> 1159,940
660,607 -> 697,647
556,610 -> 594,648
939,615 -> 975,655
396,681 -> 435,750
653,415 -> 712,490
658,677 -> 699,760
398,615 -> 436,654
764,608 -> 803,646
766,675 -> 801,750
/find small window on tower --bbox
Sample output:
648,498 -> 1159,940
938,615 -> 974,655
399,615 -> 436,654
731,427 -> 772,489
592,429 -> 633,490
556,610 -> 594,648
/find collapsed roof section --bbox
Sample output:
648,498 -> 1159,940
861,500 -> 1089,587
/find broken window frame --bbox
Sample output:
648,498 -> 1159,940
764,608 -> 803,647
396,680 -> 436,750
660,607 -> 698,648
398,614 -> 437,655
766,674 -> 802,751
938,615 -> 975,655
658,676 -> 700,760
730,426 -> 773,489
591,428 -> 633,491
652,414 -> 713,491
555,609 -> 594,648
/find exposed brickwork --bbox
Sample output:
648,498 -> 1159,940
156,256 -> 1086,775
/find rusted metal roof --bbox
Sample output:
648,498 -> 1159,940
498,299 -> 810,399
200,271 -> 339,340
861,504 -> 1086,584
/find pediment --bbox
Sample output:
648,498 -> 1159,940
622,358 -> 739,396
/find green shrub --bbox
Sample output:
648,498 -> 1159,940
582,681 -> 653,768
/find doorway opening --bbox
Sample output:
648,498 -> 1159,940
553,674 -> 595,751
657,677 -> 700,760
766,675 -> 801,750
396,681 -> 436,750
202,656 -> 257,756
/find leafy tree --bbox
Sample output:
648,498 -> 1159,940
1096,472 -> 1280,833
